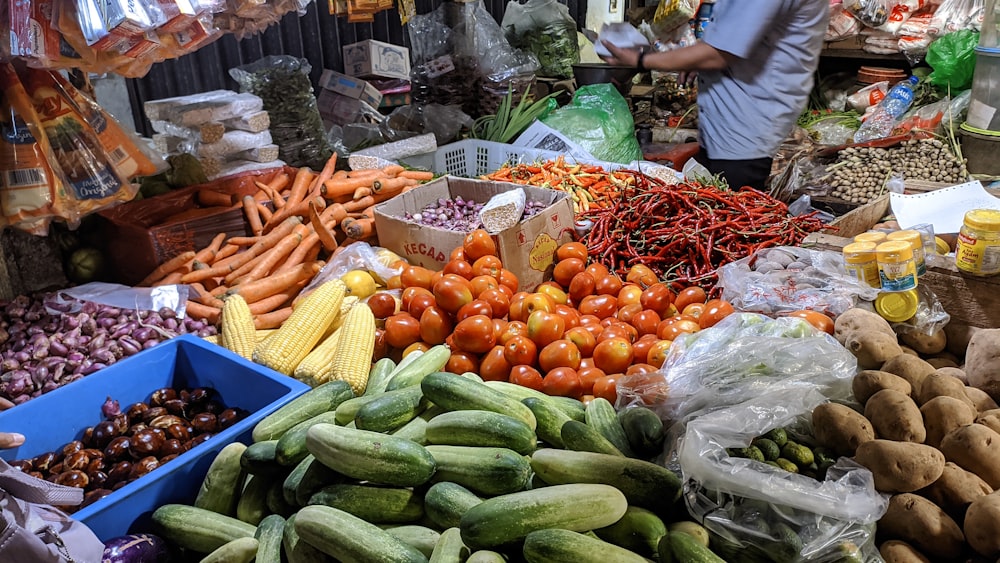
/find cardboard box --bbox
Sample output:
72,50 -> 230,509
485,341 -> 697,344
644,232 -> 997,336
374,177 -> 575,290
317,89 -> 379,127
343,39 -> 411,81
319,69 -> 383,108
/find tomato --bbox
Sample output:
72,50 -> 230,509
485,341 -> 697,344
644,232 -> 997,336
403,341 -> 430,357
508,292 -> 551,323
592,375 -> 619,403
366,292 -> 398,319
430,270 -> 444,289
617,284 -> 643,308
631,309 -> 661,336
469,275 -> 499,298
443,259 -> 474,280
536,283 -> 569,306
564,326 -> 597,357
538,339 -> 582,373
578,294 -> 617,319
674,286 -> 708,311
491,318 -> 509,341
577,366 -> 606,395
640,283 -> 675,317
419,306 -> 454,345
498,269 -> 519,293
456,299 -> 493,322
579,320 -> 604,342
402,287 -> 433,312
543,367 -> 583,399
699,299 -> 735,329
472,255 -> 503,279
450,246 -> 465,262
452,315 -> 496,354
503,335 -> 538,366
496,284 -> 514,299
598,324 -> 636,344
384,313 -> 421,349
592,338 -> 633,375
625,264 -> 658,287
616,303 -> 642,325
373,328 -> 388,360
623,371 -> 670,405
463,229 -> 497,262
787,310 -> 835,335
553,304 -> 581,330
400,265 -> 434,289
556,242 -> 588,262
626,363 -> 658,376
579,356 -> 596,370
479,288 -> 510,319
659,318 -> 700,341
386,275 -> 403,290
647,339 -> 673,368
593,274 -> 623,296
681,302 -> 706,319
584,262 -> 609,281
446,350 -> 479,375
480,346 -> 512,382
509,365 -> 544,391
433,274 -> 474,314
568,272 -> 596,304
499,321 -> 529,345
631,334 -> 659,364
406,291 -> 437,321
553,258 -> 586,288
527,310 -> 566,348
579,314 -> 601,326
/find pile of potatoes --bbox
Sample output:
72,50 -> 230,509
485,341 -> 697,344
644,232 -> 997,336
812,308 -> 1000,562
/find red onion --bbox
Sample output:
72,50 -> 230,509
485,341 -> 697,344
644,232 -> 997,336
102,396 -> 121,418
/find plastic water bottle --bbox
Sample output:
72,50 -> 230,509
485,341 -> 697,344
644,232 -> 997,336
854,76 -> 920,143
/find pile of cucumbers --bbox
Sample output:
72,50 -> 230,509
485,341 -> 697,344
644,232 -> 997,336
727,427 -> 838,482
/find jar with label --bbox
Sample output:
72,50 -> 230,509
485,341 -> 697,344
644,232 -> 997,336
887,230 -> 926,276
955,209 -> 1000,276
854,231 -> 888,245
875,288 -> 919,322
876,240 -> 918,291
843,241 -> 880,288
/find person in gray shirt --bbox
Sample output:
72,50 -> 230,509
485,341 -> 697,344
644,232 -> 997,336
602,0 -> 830,191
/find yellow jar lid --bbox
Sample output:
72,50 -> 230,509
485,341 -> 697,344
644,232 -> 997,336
887,230 -> 923,249
876,240 -> 914,261
963,209 -> 1000,232
844,241 -> 877,254
855,232 -> 888,244
875,289 -> 919,323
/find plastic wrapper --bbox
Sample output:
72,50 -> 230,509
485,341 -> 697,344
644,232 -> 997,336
540,84 -> 642,164
808,119 -> 858,146
890,284 -> 951,336
301,242 -> 404,297
230,56 -> 333,170
847,81 -> 888,113
844,0 -> 892,28
479,189 -> 526,234
894,94 -> 951,134
928,0 -> 982,36
927,29 -> 980,91
617,313 -> 858,422
652,0 -> 698,33
826,6 -> 862,41
679,388 -> 888,563
501,0 -> 580,79
44,282 -> 190,317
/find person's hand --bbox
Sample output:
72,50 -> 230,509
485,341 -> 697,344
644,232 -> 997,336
679,71 -> 698,87
0,432 -> 25,449
600,41 -> 640,67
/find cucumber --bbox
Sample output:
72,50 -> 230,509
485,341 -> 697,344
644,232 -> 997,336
485,381 -> 584,420
254,514 -> 285,563
195,442 -> 247,516
335,394 -> 382,425
467,550 -> 506,563
430,527 -> 469,563
669,521 -> 710,548
530,449 -> 683,510
386,345 -> 451,390
253,380 -> 354,442
594,506 -> 667,556
287,454 -> 343,507
457,371 -> 484,382
235,474 -> 270,525
309,483 -> 424,524
266,479 -> 295,517
522,397 -> 573,448
199,537 -> 258,563
306,423 -> 437,487
425,410 -> 537,454
664,530 -> 727,563
283,514 -> 332,563
421,372 -> 536,430
425,445 -> 532,496
618,406 -> 666,458
548,396 -> 587,422
560,420 -> 625,456
152,504 -> 257,554
459,483 -> 628,549
283,454 -> 311,506
355,384 -> 428,433
424,482 -> 483,530
294,505 -> 428,563
392,415 -> 429,444
585,398 -> 635,457
275,411 -> 340,466
522,528 -> 648,563
364,357 -> 397,396
385,526 -> 441,558
240,440 -> 282,477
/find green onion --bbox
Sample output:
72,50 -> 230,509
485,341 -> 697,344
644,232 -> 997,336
472,86 -> 563,143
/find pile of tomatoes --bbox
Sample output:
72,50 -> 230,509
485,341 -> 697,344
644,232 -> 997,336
367,229 -> 737,405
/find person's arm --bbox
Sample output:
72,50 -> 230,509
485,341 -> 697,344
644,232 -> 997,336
601,41 -> 734,72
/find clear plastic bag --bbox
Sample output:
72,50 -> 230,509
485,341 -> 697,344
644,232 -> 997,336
617,313 -> 858,421
679,388 -> 888,563
540,84 -> 642,164
44,282 -> 190,316
301,241 -> 404,296
890,284 -> 951,336
501,0 -> 580,79
716,247 -> 881,318
844,0 -> 892,28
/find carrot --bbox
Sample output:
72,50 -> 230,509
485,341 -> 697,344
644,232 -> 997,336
309,153 -> 339,193
309,200 -> 339,253
138,250 -> 197,287
202,277 -> 220,292
193,244 -> 218,266
320,203 -> 348,225
181,217 -> 301,283
205,232 -> 227,254
331,169 -> 349,181
273,196 -> 326,223
286,167 -> 314,206
226,236 -> 260,247
256,202 -> 273,223
228,224 -> 311,285
264,172 -> 291,194
243,195 -> 264,236
275,232 -> 320,274
303,243 -> 322,264
255,181 -> 284,209
254,307 -> 293,330
252,190 -> 270,203
359,206 -> 376,222
380,164 -> 406,177
373,176 -> 417,195
344,196 -> 374,212
213,244 -> 239,263
185,301 -> 221,324
397,169 -> 434,181
197,189 -> 234,207
210,285 -> 230,297
322,176 -> 378,199
353,187 -> 372,200
247,291 -> 293,315
229,261 -> 323,303
345,168 -> 389,181
152,272 -> 184,286
344,217 -> 374,240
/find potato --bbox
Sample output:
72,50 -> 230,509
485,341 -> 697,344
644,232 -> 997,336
899,345 -> 920,357
926,357 -> 959,369
966,387 -> 998,413
835,308 -> 896,345
865,389 -> 926,443
921,396 -> 976,448
879,540 -> 931,563
852,370 -> 912,404
939,424 -> 1000,488
846,332 -> 905,370
880,354 -> 936,397
964,491 -> 1000,557
919,462 -> 992,520
901,328 -> 947,356
976,409 -> 1000,434
855,440 -> 945,493
935,366 -> 967,385
878,493 -> 965,559
945,323 -> 979,359
964,329 -> 1000,403
916,372 -> 977,409
812,402 -> 875,456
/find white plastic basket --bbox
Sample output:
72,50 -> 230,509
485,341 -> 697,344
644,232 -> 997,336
432,139 -> 564,177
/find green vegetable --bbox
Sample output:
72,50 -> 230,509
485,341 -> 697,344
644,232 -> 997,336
752,438 -> 781,461
510,22 -> 579,79
472,87 -> 562,143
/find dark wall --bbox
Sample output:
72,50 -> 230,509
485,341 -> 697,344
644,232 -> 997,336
127,0 -> 586,136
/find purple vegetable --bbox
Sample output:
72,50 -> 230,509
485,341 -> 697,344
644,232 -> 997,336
2,359 -> 18,371
91,349 -> 115,365
119,337 -> 141,357
102,396 -> 121,418
142,339 -> 159,350
61,316 -> 79,330
49,340 -> 68,357
133,327 -> 153,343
102,533 -> 171,563
97,317 -> 116,329
13,351 -> 29,363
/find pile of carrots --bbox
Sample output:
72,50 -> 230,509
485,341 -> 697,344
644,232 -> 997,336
137,157 -> 434,329
482,157 -> 635,214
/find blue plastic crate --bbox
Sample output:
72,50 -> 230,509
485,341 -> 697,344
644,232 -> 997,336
0,334 -> 309,541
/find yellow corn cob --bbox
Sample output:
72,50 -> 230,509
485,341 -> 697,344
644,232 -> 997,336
326,296 -> 359,337
220,295 -> 255,359
202,334 -> 220,346
255,329 -> 276,342
329,303 -> 376,394
292,328 -> 342,387
253,280 -> 346,375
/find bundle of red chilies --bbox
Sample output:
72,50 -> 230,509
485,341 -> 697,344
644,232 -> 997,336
583,171 -> 827,290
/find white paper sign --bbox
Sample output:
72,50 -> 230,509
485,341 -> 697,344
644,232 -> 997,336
889,180 -> 1000,234
593,23 -> 651,58
513,121 -> 597,163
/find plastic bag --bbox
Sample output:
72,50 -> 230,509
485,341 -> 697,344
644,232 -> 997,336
44,282 -> 190,316
890,284 -> 951,336
844,0 -> 892,27
928,0 -> 979,36
716,247 -> 881,317
894,94 -> 951,134
826,7 -> 862,41
679,388 -> 888,563
847,81 -> 888,112
652,0 -> 697,33
501,0 -> 580,79
617,313 -> 858,421
229,56 -> 333,170
540,84 -> 642,164
927,29 -> 980,91
301,242 -> 404,296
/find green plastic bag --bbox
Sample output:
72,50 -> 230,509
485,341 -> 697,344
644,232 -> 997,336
927,30 -> 980,91
540,84 -> 642,164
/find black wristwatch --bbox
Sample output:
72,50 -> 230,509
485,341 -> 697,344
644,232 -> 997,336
636,47 -> 650,73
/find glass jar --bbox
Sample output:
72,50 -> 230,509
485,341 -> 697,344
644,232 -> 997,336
875,289 -> 919,322
843,241 -> 880,288
854,231 -> 888,245
956,209 -> 1000,276
887,230 -> 926,276
876,241 -> 918,291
